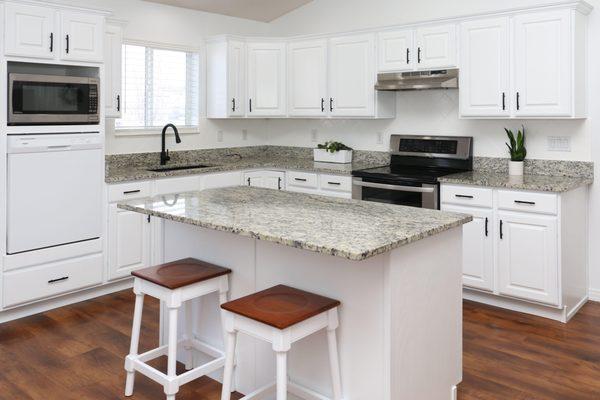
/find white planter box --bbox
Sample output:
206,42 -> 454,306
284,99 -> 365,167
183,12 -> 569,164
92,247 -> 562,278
313,149 -> 353,164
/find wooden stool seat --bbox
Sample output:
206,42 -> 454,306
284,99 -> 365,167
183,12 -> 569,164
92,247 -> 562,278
132,258 -> 231,289
221,284 -> 340,330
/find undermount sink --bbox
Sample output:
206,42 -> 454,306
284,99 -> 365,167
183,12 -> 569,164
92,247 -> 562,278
147,164 -> 213,172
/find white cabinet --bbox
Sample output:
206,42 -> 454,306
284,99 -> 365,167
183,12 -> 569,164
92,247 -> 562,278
4,2 -> 56,59
497,212 -> 558,305
105,24 -> 123,118
329,34 -> 375,117
459,17 -> 510,117
288,40 -> 328,117
247,42 -> 286,117
415,24 -> 457,69
206,39 -> 246,118
513,10 -> 573,117
377,30 -> 414,72
243,171 -> 285,190
60,11 -> 104,62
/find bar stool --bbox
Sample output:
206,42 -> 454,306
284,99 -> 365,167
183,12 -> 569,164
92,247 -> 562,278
124,258 -> 232,400
220,284 -> 343,400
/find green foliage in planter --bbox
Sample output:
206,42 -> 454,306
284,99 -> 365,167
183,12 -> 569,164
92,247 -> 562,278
317,141 -> 353,153
505,127 -> 527,162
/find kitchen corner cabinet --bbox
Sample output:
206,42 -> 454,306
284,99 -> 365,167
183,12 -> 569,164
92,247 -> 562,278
247,41 -> 287,117
243,170 -> 285,190
104,24 -> 123,118
441,184 -> 588,322
206,38 -> 246,118
460,7 -> 589,119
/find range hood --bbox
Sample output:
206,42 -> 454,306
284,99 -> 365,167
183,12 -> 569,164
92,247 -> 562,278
375,68 -> 459,91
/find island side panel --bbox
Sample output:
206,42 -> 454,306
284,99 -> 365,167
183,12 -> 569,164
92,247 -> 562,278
388,227 -> 463,400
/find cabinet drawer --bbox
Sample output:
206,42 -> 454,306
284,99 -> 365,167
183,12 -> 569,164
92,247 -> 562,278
498,190 -> 558,215
154,176 -> 201,195
441,185 -> 493,208
287,171 -> 318,189
3,254 -> 103,308
108,181 -> 152,202
319,174 -> 352,192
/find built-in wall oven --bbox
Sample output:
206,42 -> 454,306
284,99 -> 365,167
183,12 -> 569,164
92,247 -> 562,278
352,135 -> 473,209
8,73 -> 100,125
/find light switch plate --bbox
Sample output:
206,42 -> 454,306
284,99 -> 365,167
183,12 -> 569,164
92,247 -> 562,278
242,129 -> 248,141
217,130 -> 224,142
311,129 -> 318,142
547,136 -> 570,152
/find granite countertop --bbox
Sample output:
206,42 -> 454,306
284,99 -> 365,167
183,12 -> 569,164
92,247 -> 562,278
118,186 -> 472,261
438,171 -> 593,193
106,155 -> 385,184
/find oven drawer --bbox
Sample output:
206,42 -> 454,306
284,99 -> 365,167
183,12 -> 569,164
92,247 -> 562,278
108,181 -> 152,202
287,171 -> 318,189
498,190 -> 558,215
441,185 -> 493,208
3,254 -> 103,308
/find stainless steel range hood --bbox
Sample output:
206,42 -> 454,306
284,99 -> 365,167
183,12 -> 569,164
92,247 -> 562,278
375,68 -> 459,91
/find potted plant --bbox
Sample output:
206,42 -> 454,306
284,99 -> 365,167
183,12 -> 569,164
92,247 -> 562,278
314,141 -> 353,164
505,127 -> 526,176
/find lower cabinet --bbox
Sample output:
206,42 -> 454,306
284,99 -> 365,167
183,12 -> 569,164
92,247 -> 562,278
243,170 -> 285,190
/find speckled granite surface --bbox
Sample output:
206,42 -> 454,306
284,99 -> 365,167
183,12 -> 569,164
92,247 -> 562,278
473,157 -> 594,179
118,186 -> 471,261
439,171 -> 593,192
106,146 -> 390,183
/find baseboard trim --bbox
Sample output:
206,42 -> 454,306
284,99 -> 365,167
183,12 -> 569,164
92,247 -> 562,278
588,288 -> 600,302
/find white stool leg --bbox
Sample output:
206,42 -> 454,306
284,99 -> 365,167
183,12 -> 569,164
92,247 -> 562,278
165,306 -> 179,400
327,309 -> 343,400
125,292 -> 145,397
221,330 -> 237,400
276,351 -> 288,400
184,301 -> 194,370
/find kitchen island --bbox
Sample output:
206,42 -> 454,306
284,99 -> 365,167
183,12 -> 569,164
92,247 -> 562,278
119,187 -> 471,399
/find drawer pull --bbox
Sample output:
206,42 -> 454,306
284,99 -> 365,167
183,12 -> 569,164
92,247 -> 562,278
48,276 -> 69,284
514,200 -> 536,205
294,178 -> 307,182
123,190 -> 141,195
485,217 -> 488,237
327,182 -> 341,185
455,194 -> 474,199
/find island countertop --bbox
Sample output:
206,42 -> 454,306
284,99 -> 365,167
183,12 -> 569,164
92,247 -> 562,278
118,186 -> 471,261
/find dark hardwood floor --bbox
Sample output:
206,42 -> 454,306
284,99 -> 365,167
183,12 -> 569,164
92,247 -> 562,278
1,291 -> 600,399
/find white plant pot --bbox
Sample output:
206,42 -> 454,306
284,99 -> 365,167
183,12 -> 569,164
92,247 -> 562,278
508,161 -> 524,176
313,149 -> 353,164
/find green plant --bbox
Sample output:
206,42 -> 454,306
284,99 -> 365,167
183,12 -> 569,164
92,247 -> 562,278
505,127 -> 527,162
317,141 -> 353,153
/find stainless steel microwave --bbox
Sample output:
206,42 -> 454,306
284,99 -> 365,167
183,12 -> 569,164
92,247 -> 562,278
8,73 -> 100,126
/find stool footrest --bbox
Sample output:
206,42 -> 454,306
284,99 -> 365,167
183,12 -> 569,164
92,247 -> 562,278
239,381 -> 338,400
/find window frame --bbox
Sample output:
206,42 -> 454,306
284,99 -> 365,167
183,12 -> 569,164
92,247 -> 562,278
114,39 -> 204,136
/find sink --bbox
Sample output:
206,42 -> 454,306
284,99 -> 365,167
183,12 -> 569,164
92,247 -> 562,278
147,164 -> 213,172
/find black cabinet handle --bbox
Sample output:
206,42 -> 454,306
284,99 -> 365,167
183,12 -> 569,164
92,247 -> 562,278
123,190 -> 141,195
65,34 -> 70,54
294,178 -> 307,182
249,99 -> 252,113
278,177 -> 282,190
328,182 -> 341,185
48,276 -> 69,284
50,33 -> 54,52
514,200 -> 535,205
485,217 -> 489,237
321,98 -> 325,112
406,48 -> 410,64
247,177 -> 251,186
117,95 -> 121,112
232,98 -> 236,112
455,194 -> 474,199
516,92 -> 520,110
147,215 -> 151,223
502,92 -> 506,110
500,220 -> 504,239
417,47 -> 422,63
329,98 -> 333,112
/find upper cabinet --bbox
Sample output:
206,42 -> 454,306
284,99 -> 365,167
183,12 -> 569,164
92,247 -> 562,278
287,39 -> 328,117
206,38 -> 246,118
247,41 -> 287,117
460,7 -> 588,119
105,23 -> 123,118
377,24 -> 457,72
4,2 -> 106,63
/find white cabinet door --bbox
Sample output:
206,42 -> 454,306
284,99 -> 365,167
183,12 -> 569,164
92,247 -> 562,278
329,34 -> 375,117
4,3 -> 56,59
288,40 -> 328,117
60,11 -> 104,62
244,171 -> 285,190
415,24 -> 457,69
104,25 -> 123,118
513,10 -> 572,117
459,17 -> 510,117
497,212 -> 559,305
443,205 -> 494,292
247,42 -> 286,117
377,30 -> 414,72
108,204 -> 151,281
228,40 -> 246,117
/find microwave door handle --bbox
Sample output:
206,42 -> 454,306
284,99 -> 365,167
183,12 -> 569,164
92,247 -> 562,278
352,180 -> 435,193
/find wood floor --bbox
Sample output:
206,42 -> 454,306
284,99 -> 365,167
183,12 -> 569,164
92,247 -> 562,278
1,291 -> 599,400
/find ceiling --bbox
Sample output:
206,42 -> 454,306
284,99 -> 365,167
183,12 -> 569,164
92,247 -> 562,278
142,0 -> 313,22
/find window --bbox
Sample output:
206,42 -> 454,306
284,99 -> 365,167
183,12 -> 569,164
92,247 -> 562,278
117,44 -> 200,130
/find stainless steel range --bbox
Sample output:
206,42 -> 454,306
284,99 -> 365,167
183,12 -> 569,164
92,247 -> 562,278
352,135 -> 473,209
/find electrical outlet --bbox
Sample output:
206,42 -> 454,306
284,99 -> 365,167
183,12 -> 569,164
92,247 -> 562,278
242,129 -> 248,141
217,130 -> 224,142
311,129 -> 318,143
376,132 -> 384,145
547,136 -> 571,152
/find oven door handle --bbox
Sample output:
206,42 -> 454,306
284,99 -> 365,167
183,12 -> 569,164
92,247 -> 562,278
352,180 -> 435,193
